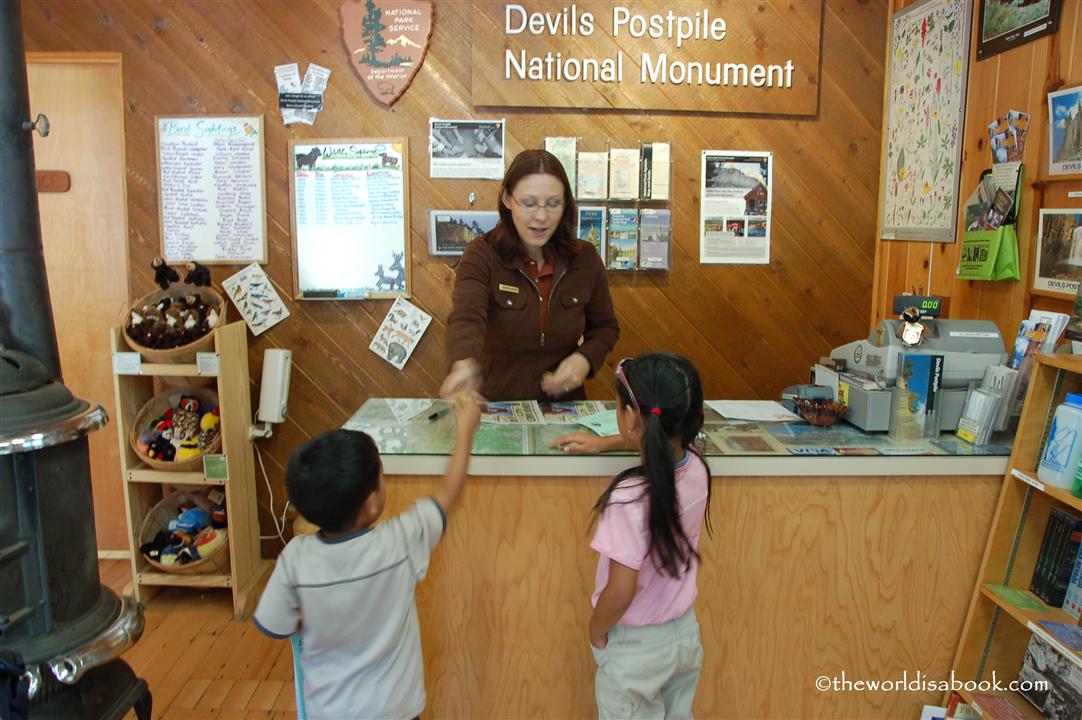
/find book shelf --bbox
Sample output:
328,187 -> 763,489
950,353 -> 1082,718
110,321 -> 270,619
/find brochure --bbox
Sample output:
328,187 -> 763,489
638,208 -> 671,270
480,400 -> 545,425
607,207 -> 639,270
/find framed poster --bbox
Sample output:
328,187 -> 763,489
289,138 -> 410,300
156,115 -> 267,264
1034,209 -> 1082,299
699,150 -> 773,264
428,210 -> 498,256
880,0 -> 972,243
976,0 -> 1061,60
1048,85 -> 1082,177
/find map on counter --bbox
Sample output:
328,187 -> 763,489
481,401 -> 545,425
157,116 -> 267,264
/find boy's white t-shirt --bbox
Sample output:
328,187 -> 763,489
255,497 -> 445,720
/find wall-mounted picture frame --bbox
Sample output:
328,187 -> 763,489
880,0 -> 972,243
289,137 -> 411,300
428,210 -> 499,256
1048,85 -> 1082,177
977,0 -> 1061,60
1033,208 -> 1082,299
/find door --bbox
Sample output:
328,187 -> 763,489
26,53 -> 129,553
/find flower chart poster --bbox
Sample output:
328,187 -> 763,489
881,0 -> 972,243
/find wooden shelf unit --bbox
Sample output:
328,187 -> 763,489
950,353 -> 1082,717
110,321 -> 269,619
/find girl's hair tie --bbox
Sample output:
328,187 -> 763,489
650,407 -> 662,416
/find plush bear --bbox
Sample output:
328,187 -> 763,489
151,257 -> 179,290
184,262 -> 212,287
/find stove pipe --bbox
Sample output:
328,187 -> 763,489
0,1 -> 148,716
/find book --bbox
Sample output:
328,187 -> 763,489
576,206 -> 606,264
1017,633 -> 1082,720
1031,507 -> 1082,607
888,354 -> 943,441
606,207 -> 639,270
1037,620 -> 1082,658
544,136 -> 577,196
608,147 -> 640,200
968,692 -> 1027,720
577,151 -> 608,199
1010,319 -> 1048,369
1065,544 -> 1082,620
638,208 -> 671,270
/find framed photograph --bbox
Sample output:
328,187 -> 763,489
428,210 -> 499,256
977,0 -> 1061,60
289,138 -> 410,300
1033,209 -> 1082,299
880,0 -> 972,243
1048,85 -> 1082,176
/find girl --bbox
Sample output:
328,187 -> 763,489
588,353 -> 712,719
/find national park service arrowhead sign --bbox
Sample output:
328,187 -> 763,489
339,0 -> 433,107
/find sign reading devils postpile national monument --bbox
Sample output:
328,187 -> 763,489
471,1 -> 822,115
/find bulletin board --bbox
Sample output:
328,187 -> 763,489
879,0 -> 972,243
289,138 -> 411,300
156,115 -> 268,264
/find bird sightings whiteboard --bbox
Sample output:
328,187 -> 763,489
156,115 -> 268,264
289,138 -> 411,300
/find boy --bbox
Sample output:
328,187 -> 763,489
253,397 -> 480,719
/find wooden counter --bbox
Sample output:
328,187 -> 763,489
350,401 -> 1006,718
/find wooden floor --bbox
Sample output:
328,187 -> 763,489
99,560 -> 297,720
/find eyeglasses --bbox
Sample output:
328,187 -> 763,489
513,197 -> 565,214
614,357 -> 641,415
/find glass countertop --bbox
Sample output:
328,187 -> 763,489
343,399 -> 1012,458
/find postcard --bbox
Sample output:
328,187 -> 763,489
429,210 -> 499,256
369,297 -> 433,370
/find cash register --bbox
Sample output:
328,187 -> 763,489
799,296 -> 1007,432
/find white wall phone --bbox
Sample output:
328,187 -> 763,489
250,348 -> 292,438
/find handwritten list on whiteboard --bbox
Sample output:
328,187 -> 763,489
157,116 -> 267,264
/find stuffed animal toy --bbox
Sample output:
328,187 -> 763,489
184,262 -> 212,287
151,257 -> 179,289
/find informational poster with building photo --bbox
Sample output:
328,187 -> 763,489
699,151 -> 772,264
429,118 -> 505,179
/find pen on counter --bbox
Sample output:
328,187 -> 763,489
427,406 -> 452,422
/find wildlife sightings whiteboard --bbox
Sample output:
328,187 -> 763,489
156,115 -> 268,264
289,138 -> 411,299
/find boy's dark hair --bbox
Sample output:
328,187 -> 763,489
592,353 -> 712,578
286,429 -> 381,534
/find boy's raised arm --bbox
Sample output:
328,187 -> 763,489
432,396 -> 480,514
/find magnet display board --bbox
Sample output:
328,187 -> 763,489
289,138 -> 411,299
156,115 -> 267,263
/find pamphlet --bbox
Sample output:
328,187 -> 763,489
543,401 -> 609,424
638,208 -> 671,270
544,136 -> 577,195
480,400 -> 545,425
607,207 -> 639,270
577,151 -> 608,199
608,147 -> 640,200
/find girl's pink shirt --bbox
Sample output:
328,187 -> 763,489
590,452 -> 710,626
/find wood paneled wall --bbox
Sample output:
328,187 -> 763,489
20,0 -> 886,552
873,0 -> 1082,330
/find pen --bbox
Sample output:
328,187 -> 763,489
427,406 -> 451,422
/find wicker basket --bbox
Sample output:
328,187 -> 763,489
123,283 -> 227,364
139,490 -> 229,575
130,386 -> 222,472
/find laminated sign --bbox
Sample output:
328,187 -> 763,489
339,0 -> 433,106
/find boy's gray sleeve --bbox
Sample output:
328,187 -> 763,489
253,550 -> 300,639
394,497 -> 446,581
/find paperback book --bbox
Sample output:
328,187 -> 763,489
607,207 -> 639,270
577,206 -> 606,263
1017,634 -> 1082,720
638,208 -> 671,270
888,354 -> 944,441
